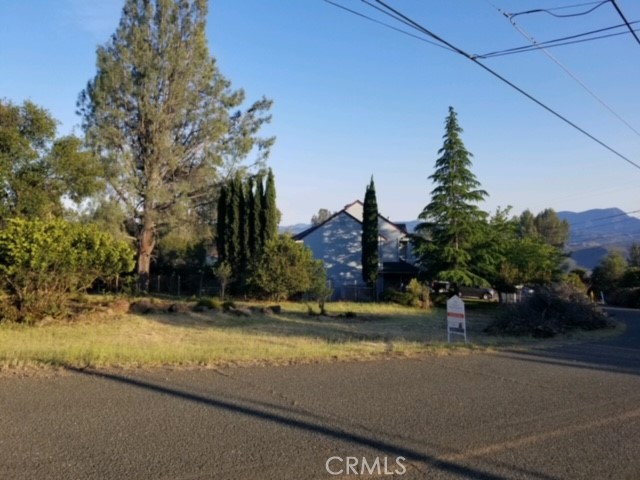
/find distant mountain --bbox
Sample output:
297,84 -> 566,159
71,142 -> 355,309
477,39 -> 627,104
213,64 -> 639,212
281,208 -> 640,270
558,208 -> 640,247
559,208 -> 639,270
279,223 -> 310,235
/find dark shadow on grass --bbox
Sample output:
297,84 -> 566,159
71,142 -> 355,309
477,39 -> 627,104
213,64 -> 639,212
65,365 -> 555,480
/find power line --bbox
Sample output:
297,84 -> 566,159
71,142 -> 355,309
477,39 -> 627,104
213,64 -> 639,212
359,0 -> 640,172
510,0 -> 610,19
610,0 -> 640,46
488,1 -> 640,138
477,22 -> 640,58
323,0 -> 455,53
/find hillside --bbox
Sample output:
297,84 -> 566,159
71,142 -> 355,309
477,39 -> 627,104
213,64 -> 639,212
282,208 -> 639,270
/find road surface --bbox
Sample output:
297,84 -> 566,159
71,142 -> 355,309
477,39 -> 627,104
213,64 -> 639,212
1,307 -> 639,479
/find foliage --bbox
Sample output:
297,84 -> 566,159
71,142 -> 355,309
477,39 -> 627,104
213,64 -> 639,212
607,287 -> 640,308
413,107 -> 488,283
591,250 -> 627,293
485,285 -> 613,338
0,218 -> 134,323
361,176 -> 379,288
383,279 -> 430,308
213,262 -> 233,300
0,99 -> 102,219
262,168 -> 279,247
529,208 -> 570,248
195,297 -> 222,310
78,0 -> 273,290
252,235 -> 326,301
628,243 -> 640,268
311,208 -> 334,226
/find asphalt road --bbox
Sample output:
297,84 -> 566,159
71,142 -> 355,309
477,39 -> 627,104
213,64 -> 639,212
1,307 -> 639,479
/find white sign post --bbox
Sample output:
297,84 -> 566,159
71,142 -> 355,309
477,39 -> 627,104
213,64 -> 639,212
446,295 -> 467,343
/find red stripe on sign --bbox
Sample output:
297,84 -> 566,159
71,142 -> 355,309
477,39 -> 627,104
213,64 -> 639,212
447,312 -> 465,319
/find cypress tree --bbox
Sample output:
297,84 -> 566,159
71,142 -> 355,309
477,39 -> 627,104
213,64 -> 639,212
225,176 -> 240,269
216,184 -> 228,262
254,175 -> 265,255
361,176 -> 379,288
246,177 -> 256,259
237,173 -> 249,270
262,168 -> 278,246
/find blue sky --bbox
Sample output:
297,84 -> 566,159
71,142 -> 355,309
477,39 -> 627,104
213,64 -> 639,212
1,0 -> 639,225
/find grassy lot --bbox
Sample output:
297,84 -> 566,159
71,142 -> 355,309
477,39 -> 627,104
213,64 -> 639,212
0,299 -> 623,371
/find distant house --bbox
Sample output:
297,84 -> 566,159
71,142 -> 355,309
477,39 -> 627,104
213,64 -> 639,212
294,201 -> 418,300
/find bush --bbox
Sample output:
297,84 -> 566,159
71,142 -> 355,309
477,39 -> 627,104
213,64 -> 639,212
383,279 -> 430,308
222,300 -> 236,312
0,218 -> 134,323
485,284 -> 614,338
195,297 -> 222,311
607,287 -> 640,308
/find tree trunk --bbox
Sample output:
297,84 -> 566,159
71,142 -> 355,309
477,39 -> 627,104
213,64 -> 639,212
137,224 -> 156,293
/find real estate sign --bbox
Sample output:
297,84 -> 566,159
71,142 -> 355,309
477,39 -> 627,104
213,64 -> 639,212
446,295 -> 467,343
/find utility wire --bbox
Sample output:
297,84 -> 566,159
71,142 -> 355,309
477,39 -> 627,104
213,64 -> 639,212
488,1 -> 640,138
323,0 -> 455,53
361,0 -> 640,172
610,0 -> 640,46
510,0 -> 610,19
477,22 -> 640,58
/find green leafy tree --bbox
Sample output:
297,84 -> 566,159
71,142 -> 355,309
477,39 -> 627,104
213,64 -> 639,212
628,243 -> 640,268
413,107 -> 488,285
78,0 -> 273,290
252,235 -> 325,301
534,208 -> 570,248
361,177 -> 379,288
0,99 -> 102,219
591,250 -> 628,293
0,218 -> 134,323
311,208 -> 333,226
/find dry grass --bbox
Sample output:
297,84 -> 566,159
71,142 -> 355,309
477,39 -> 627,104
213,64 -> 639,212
0,300 -> 623,371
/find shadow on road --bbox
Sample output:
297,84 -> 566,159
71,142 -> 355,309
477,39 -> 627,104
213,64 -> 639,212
63,366 -> 558,480
497,307 -> 640,376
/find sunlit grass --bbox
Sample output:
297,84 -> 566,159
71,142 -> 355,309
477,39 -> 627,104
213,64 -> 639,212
0,300 -> 623,371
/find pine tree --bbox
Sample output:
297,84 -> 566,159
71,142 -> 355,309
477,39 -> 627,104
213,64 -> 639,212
361,177 -> 379,288
414,107 -> 488,285
78,0 -> 273,291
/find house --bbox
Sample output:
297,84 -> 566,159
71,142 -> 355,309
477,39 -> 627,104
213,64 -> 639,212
294,201 -> 418,300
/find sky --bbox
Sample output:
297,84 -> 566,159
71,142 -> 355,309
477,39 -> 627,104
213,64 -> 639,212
1,0 -> 639,226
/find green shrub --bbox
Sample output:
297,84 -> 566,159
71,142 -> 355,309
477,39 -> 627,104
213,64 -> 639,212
195,297 -> 222,310
485,285 -> 613,338
383,279 -> 430,308
607,287 -> 640,308
0,218 -> 134,323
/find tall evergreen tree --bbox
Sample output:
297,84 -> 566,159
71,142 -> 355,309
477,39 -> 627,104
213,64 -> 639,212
78,0 -> 273,290
253,175 -> 264,256
237,173 -> 249,270
262,168 -> 278,246
245,177 -> 257,259
215,183 -> 228,262
361,177 -> 379,288
413,107 -> 488,285
225,176 -> 241,269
